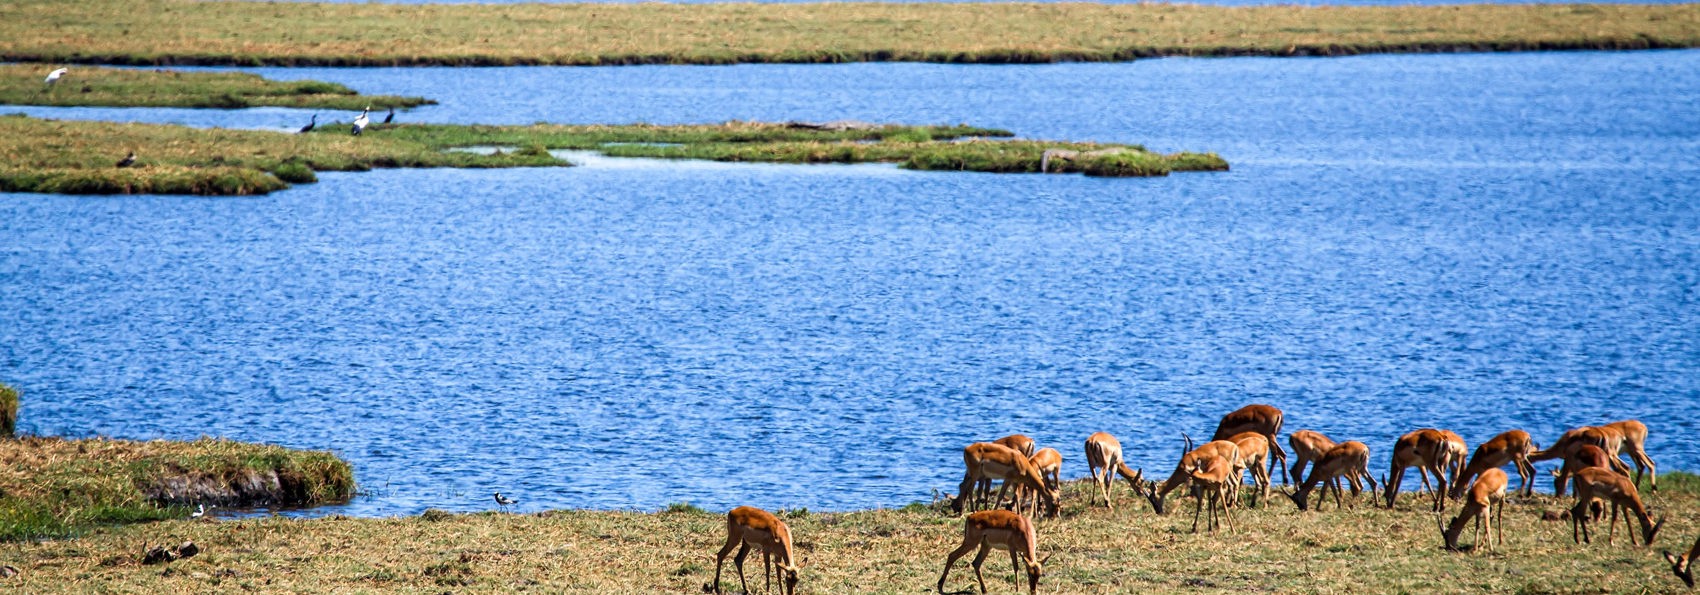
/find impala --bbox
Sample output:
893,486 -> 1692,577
1147,435 -> 1242,515
1225,431 -> 1272,506
1664,534 -> 1700,588
1569,466 -> 1664,547
937,509 -> 1049,595
1553,443 -> 1622,497
1286,441 -> 1376,511
1438,430 -> 1469,490
713,506 -> 800,595
1442,468 -> 1507,552
1383,428 -> 1451,511
1530,426 -> 1634,478
996,434 -> 1037,458
1028,447 -> 1063,518
1450,430 -> 1538,499
1602,420 -> 1656,491
953,442 -> 1059,517
1287,430 -> 1337,484
1212,404 -> 1291,484
1083,432 -> 1143,510
1181,455 -> 1237,533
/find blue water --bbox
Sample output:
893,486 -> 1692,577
3,52 -> 1698,516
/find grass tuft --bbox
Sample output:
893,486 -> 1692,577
0,383 -> 16,439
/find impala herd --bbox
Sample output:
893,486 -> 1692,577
711,405 -> 1686,594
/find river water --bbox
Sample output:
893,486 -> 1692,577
2,51 -> 1697,515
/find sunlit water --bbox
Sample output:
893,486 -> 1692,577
2,52 -> 1698,516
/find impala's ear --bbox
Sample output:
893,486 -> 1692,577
1038,553 -> 1055,567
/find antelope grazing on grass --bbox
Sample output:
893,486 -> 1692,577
1147,435 -> 1241,515
1287,430 -> 1336,484
1286,441 -> 1375,511
937,510 -> 1049,595
1082,432 -> 1143,510
1438,430 -> 1469,491
1225,431 -> 1272,506
1665,534 -> 1700,588
1552,443 -> 1624,498
1383,428 -> 1453,511
1442,468 -> 1507,552
1530,426 -> 1635,479
953,442 -> 1059,519
1602,420 -> 1656,491
712,506 -> 801,595
1212,404 -> 1290,484
995,434 -> 1037,458
1450,430 -> 1537,499
1182,455 -> 1237,533
1027,447 -> 1063,518
1569,466 -> 1663,547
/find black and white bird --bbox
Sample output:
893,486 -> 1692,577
299,113 -> 317,134
382,107 -> 395,124
351,106 -> 371,136
44,67 -> 67,88
189,504 -> 206,519
115,151 -> 136,168
493,492 -> 518,511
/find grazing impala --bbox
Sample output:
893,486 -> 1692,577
1602,420 -> 1656,491
1287,430 -> 1337,484
937,510 -> 1048,595
1181,455 -> 1237,533
1212,404 -> 1291,484
1530,426 -> 1634,478
1286,441 -> 1376,511
1450,430 -> 1538,499
1569,466 -> 1664,547
1147,436 -> 1242,515
1083,432 -> 1143,510
1553,443 -> 1623,497
953,442 -> 1059,518
1383,428 -> 1452,511
713,506 -> 800,595
1442,468 -> 1508,552
1665,534 -> 1700,588
1028,448 -> 1063,518
996,434 -> 1038,458
1438,430 -> 1469,490
1225,431 -> 1272,506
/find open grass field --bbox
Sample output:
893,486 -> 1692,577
0,116 -> 1223,195
1,0 -> 1696,67
0,474 -> 1693,593
0,65 -> 431,110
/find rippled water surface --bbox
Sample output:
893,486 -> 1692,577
3,52 -> 1698,516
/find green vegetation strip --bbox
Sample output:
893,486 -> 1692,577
1,116 -> 1225,195
0,436 -> 353,541
1,0 -> 1696,66
0,475 -> 1695,591
0,65 -> 431,110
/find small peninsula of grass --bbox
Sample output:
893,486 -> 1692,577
0,475 -> 1695,592
1,116 -> 1225,195
1,0 -> 1696,67
0,65 -> 432,110
0,435 -> 353,541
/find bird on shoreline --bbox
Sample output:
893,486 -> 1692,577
115,151 -> 136,168
44,67 -> 67,89
189,504 -> 206,519
382,107 -> 395,124
493,492 -> 517,512
351,106 -> 371,136
299,114 -> 317,134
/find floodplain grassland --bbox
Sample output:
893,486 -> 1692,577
0,475 -> 1694,593
0,0 -> 1696,66
0,64 -> 432,110
0,436 -> 353,542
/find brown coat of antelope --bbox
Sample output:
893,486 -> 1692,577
1027,447 -> 1063,519
1530,426 -> 1635,479
1183,455 -> 1238,533
996,434 -> 1037,458
1442,468 -> 1508,552
713,506 -> 801,595
1450,430 -> 1538,499
1287,430 -> 1337,484
1286,441 -> 1376,511
1553,443 -> 1624,497
1225,432 -> 1272,506
937,509 -> 1048,595
1212,404 -> 1291,485
1383,428 -> 1453,511
1146,436 -> 1242,515
1665,534 -> 1700,588
1083,432 -> 1143,510
953,442 -> 1059,518
1569,466 -> 1664,547
1602,419 -> 1656,491
1438,430 -> 1469,491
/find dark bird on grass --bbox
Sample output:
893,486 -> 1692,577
351,106 -> 371,136
382,107 -> 395,124
493,492 -> 518,511
44,67 -> 67,88
299,113 -> 317,134
115,151 -> 136,168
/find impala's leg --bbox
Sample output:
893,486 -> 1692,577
970,543 -> 992,595
937,533 -> 980,594
713,531 -> 740,594
1385,463 -> 1404,509
1191,490 -> 1205,533
1608,502 -> 1620,546
734,542 -> 753,595
1330,478 -> 1345,510
1272,438 -> 1291,486
762,549 -> 771,594
1494,499 -> 1505,547
1518,457 -> 1537,497
1008,544 -> 1023,589
1221,488 -> 1237,533
1290,457 -> 1307,488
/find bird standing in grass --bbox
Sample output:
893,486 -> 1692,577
115,151 -> 136,168
351,106 -> 371,136
493,492 -> 518,512
382,107 -> 395,124
299,114 -> 317,134
43,67 -> 67,89
189,504 -> 206,519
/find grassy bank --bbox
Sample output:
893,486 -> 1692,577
0,116 -> 1223,195
0,65 -> 431,110
1,1 -> 1696,67
0,436 -> 353,541
0,475 -> 1693,592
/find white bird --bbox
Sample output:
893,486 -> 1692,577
189,504 -> 206,519
493,492 -> 517,511
350,106 -> 371,136
44,68 -> 67,88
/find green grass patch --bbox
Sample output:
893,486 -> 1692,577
0,383 -> 16,438
0,436 -> 353,541
0,64 -> 432,110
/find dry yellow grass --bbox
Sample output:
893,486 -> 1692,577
1,0 -> 1696,66
2,476 -> 1695,593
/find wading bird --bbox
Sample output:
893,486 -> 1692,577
299,114 -> 317,133
44,67 -> 67,88
190,504 -> 206,519
382,107 -> 395,124
493,492 -> 517,511
351,106 -> 371,136
115,151 -> 136,168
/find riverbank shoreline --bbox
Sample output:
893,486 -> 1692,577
0,65 -> 432,110
3,1 -> 1697,67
